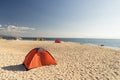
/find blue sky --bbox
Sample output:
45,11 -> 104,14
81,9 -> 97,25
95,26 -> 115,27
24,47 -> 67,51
0,0 -> 120,38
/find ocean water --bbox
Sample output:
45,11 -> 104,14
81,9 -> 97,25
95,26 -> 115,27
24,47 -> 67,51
2,36 -> 120,50
45,38 -> 120,49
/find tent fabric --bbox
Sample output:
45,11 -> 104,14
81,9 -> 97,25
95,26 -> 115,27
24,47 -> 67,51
23,48 -> 57,70
55,39 -> 61,43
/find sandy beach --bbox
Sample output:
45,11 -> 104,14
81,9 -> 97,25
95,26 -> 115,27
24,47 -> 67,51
0,39 -> 120,80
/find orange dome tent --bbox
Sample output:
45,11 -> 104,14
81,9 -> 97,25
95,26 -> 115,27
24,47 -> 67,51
55,39 -> 61,43
23,48 -> 57,70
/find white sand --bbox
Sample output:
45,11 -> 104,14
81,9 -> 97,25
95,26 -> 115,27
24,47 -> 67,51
0,39 -> 120,80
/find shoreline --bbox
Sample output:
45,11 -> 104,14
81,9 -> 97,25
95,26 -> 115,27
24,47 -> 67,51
1,37 -> 120,50
1,38 -> 120,51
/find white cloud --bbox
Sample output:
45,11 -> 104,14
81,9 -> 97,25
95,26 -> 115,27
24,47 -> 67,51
0,25 -> 35,37
0,25 -> 5,30
0,27 -> 5,30
7,25 -> 35,32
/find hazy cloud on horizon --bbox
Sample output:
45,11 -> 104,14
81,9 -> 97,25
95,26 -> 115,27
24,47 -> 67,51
0,24 -> 35,37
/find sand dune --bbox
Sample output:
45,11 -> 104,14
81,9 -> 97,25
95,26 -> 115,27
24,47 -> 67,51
0,39 -> 120,80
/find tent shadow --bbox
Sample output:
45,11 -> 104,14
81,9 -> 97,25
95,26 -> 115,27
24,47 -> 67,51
2,64 -> 26,71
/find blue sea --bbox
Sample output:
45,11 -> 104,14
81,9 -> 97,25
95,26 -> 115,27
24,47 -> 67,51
21,37 -> 120,50
47,38 -> 120,49
2,36 -> 120,50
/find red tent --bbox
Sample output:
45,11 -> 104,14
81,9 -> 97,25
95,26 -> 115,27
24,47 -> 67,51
23,48 -> 57,70
55,39 -> 61,43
